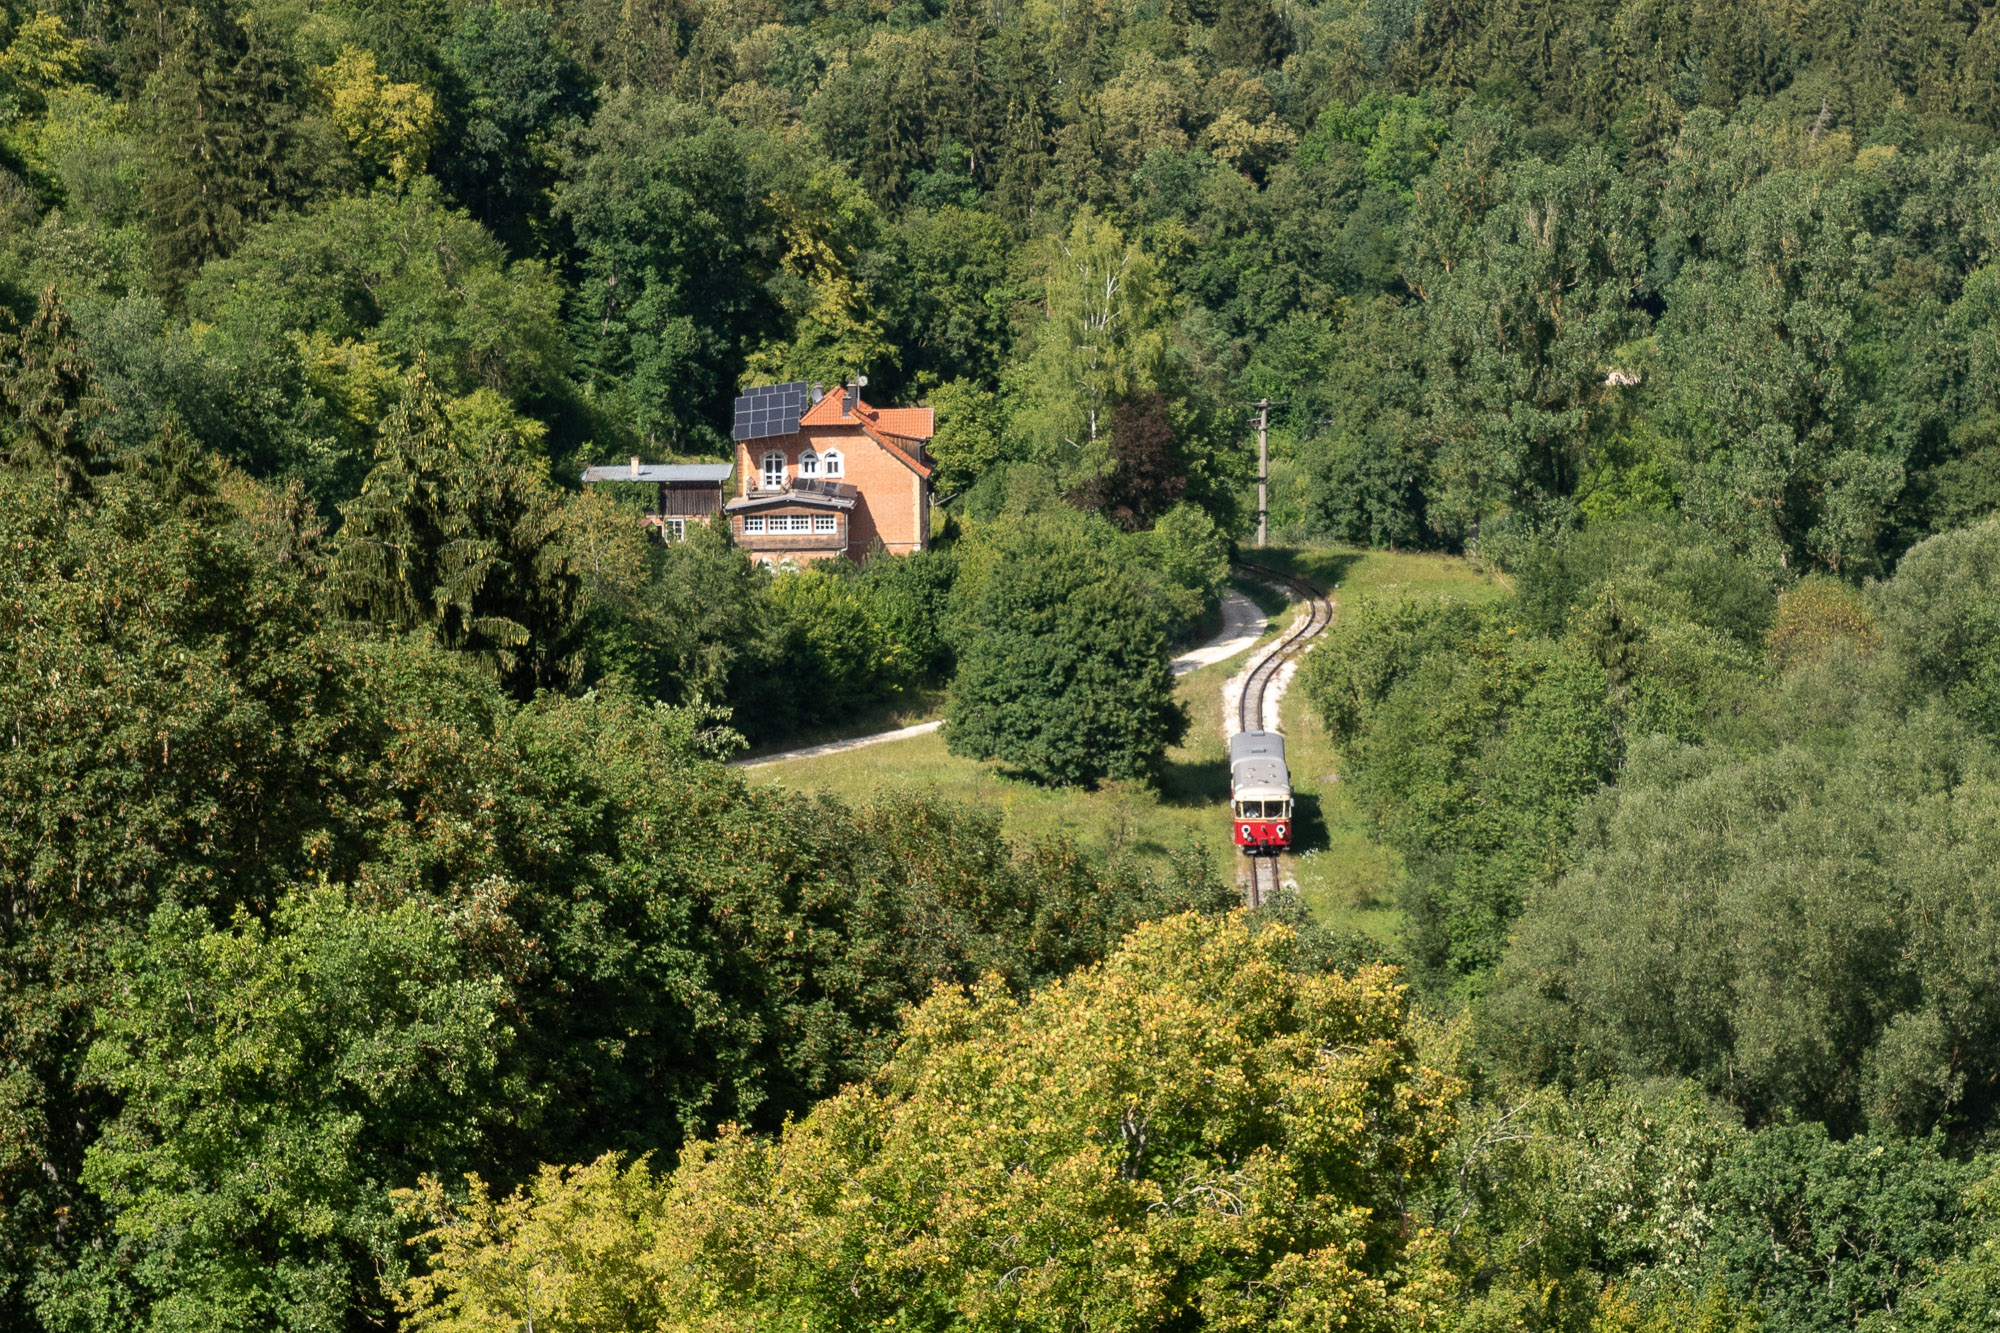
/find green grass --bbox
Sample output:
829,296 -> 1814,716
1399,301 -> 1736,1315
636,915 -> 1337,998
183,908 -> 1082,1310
744,651 -> 1251,872
747,544 -> 1505,940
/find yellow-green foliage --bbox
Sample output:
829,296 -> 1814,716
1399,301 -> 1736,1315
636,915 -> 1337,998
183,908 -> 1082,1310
397,912 -> 1467,1332
0,12 -> 87,108
1766,576 -> 1878,671
1590,1283 -> 1759,1332
316,46 -> 438,182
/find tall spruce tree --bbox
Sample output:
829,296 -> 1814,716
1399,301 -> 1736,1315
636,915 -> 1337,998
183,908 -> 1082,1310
132,0 -> 309,292
0,287 -> 109,501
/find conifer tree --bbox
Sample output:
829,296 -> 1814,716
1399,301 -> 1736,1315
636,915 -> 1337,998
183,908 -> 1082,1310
330,372 -> 582,697
134,0 -> 307,291
1211,0 -> 1285,71
0,287 -> 109,501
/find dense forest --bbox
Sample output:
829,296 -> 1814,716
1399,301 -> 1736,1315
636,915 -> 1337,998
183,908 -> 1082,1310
9,0 -> 2000,1327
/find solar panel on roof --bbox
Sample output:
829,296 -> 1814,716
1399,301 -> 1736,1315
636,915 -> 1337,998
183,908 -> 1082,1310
732,382 -> 812,442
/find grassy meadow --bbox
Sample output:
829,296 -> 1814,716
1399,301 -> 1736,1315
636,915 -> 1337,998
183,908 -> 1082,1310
746,545 -> 1505,944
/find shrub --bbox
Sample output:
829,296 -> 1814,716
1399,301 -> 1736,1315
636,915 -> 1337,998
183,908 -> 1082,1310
1767,575 -> 1878,672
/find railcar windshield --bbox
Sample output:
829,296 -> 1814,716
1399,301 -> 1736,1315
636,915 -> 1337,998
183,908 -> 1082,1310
1235,800 -> 1296,819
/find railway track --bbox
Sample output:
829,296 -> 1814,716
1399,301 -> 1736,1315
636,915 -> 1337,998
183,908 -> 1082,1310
1231,561 -> 1335,908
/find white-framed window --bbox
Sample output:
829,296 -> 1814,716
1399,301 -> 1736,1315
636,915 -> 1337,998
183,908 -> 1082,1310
821,449 -> 843,477
742,516 -> 766,534
783,515 -> 814,533
798,449 -> 820,478
760,451 -> 786,489
812,514 -> 837,533
666,518 -> 687,541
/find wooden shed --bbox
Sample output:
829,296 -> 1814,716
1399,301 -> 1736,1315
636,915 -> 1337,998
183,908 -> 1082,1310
579,459 -> 733,540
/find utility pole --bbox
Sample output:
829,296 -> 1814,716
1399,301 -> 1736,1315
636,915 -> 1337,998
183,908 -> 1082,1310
1256,399 -> 1270,548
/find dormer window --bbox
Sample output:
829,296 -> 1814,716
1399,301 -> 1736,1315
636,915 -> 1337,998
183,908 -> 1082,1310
798,449 -> 820,478
761,451 -> 786,490
821,449 -> 843,477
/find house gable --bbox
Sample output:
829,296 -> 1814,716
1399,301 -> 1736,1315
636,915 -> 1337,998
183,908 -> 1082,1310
732,382 -> 933,561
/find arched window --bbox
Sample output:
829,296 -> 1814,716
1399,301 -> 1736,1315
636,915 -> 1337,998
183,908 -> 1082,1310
820,449 -> 844,477
798,449 -> 821,478
761,451 -> 786,490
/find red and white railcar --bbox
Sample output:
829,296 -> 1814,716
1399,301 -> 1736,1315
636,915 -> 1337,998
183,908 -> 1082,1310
1229,729 -> 1292,855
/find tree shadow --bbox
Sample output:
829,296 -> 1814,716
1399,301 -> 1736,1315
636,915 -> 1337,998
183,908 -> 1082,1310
1238,546 -> 1365,594
1157,752 -> 1230,808
1288,789 -> 1329,855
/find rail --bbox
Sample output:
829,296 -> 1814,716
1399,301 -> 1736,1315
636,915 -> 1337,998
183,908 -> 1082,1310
1230,560 -> 1335,908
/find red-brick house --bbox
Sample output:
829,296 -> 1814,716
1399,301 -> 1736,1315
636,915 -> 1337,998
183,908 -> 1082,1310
724,379 -> 934,564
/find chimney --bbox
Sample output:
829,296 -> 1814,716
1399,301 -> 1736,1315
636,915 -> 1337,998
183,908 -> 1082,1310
842,373 -> 867,418
630,456 -> 641,478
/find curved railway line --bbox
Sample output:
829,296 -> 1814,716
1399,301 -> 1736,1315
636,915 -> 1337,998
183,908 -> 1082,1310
1230,561 -> 1336,908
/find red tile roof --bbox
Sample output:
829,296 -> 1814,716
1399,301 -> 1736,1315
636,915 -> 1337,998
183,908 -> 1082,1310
872,407 -> 935,439
798,390 -> 936,439
862,424 -> 932,479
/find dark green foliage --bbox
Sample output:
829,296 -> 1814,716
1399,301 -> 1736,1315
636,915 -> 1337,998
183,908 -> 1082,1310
329,373 -> 582,698
1424,1080 -> 1973,1333
1210,0 -> 1285,73
556,93 -> 773,450
730,564 -> 902,742
860,546 -> 958,679
0,285 -> 108,498
18,0 -> 2000,1324
0,453 -> 1236,1328
577,512 -> 763,705
1304,600 -> 1608,979
1700,1125 -> 1973,1333
68,890 -> 508,1331
0,460 -> 366,1324
1489,683 -> 2000,1137
947,518 -> 1187,786
129,0 -> 327,290
1509,520 -> 1776,647
188,181 -> 569,405
433,5 -> 595,258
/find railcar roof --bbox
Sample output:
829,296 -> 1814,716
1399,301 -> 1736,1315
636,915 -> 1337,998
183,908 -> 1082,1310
1229,730 -> 1286,766
1231,758 -> 1290,792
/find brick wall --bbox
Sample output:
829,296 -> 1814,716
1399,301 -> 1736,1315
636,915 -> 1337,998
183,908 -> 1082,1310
734,425 -> 925,561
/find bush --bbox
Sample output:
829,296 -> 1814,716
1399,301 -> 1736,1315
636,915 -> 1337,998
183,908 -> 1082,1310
1767,575 -> 1878,672
859,547 -> 957,679
734,565 -> 900,740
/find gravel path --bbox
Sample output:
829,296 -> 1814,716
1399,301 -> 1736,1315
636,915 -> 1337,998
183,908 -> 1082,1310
735,588 -> 1269,770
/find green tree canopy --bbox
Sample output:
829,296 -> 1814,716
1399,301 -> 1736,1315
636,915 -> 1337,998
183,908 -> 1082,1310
395,912 -> 1467,1333
947,514 -> 1187,786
